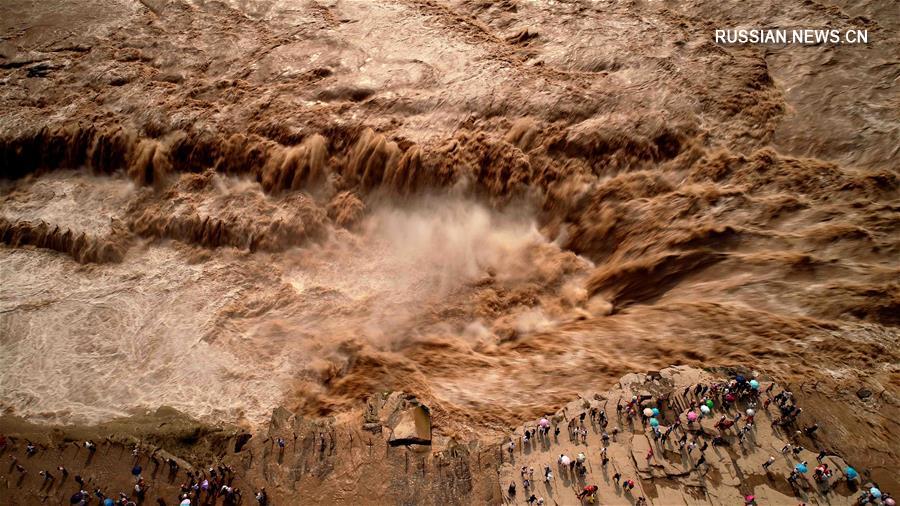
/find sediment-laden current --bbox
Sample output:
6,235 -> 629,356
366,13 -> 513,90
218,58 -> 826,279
1,0 -> 898,447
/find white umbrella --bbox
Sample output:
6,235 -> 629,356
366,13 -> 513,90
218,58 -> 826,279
560,455 -> 571,466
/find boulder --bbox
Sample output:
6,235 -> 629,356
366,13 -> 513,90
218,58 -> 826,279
389,405 -> 432,446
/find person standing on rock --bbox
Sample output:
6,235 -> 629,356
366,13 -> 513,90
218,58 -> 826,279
787,470 -> 800,488
695,455 -> 706,468
576,484 -> 598,500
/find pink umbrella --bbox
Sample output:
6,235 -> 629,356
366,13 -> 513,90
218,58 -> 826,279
560,455 -> 571,466
687,411 -> 698,422
539,418 -> 550,428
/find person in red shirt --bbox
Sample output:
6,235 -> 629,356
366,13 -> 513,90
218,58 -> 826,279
576,485 -> 599,500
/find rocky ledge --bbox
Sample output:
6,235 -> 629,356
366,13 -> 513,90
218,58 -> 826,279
1,367 -> 895,505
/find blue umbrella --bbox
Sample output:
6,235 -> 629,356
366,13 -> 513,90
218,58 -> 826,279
735,375 -> 746,383
795,463 -> 808,473
870,487 -> 882,498
104,499 -> 115,506
845,467 -> 858,479
131,464 -> 142,476
649,418 -> 659,427
651,408 -> 660,417
749,379 -> 759,389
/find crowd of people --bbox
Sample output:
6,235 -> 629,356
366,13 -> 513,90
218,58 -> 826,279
2,372 -> 895,505
502,373 -> 894,505
1,436 -> 272,505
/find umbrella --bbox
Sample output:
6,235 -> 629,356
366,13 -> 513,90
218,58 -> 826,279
845,467 -> 858,479
705,399 -> 714,408
700,405 -> 711,415
649,418 -> 659,427
883,498 -> 895,506
746,409 -> 755,416
181,500 -> 192,506
103,499 -> 115,506
749,379 -> 760,389
870,488 -> 882,498
795,463 -> 808,473
560,455 -> 571,466
70,492 -> 84,504
735,375 -> 746,383
539,418 -> 550,428
687,411 -> 698,422
131,465 -> 142,476
651,408 -> 660,417
577,452 -> 586,462
643,408 -> 654,417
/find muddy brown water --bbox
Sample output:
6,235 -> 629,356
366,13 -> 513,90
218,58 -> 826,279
1,0 -> 897,447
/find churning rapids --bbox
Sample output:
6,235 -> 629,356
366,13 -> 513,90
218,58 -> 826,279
1,0 -> 898,442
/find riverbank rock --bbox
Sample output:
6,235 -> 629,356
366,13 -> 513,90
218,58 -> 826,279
389,404 -> 432,447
